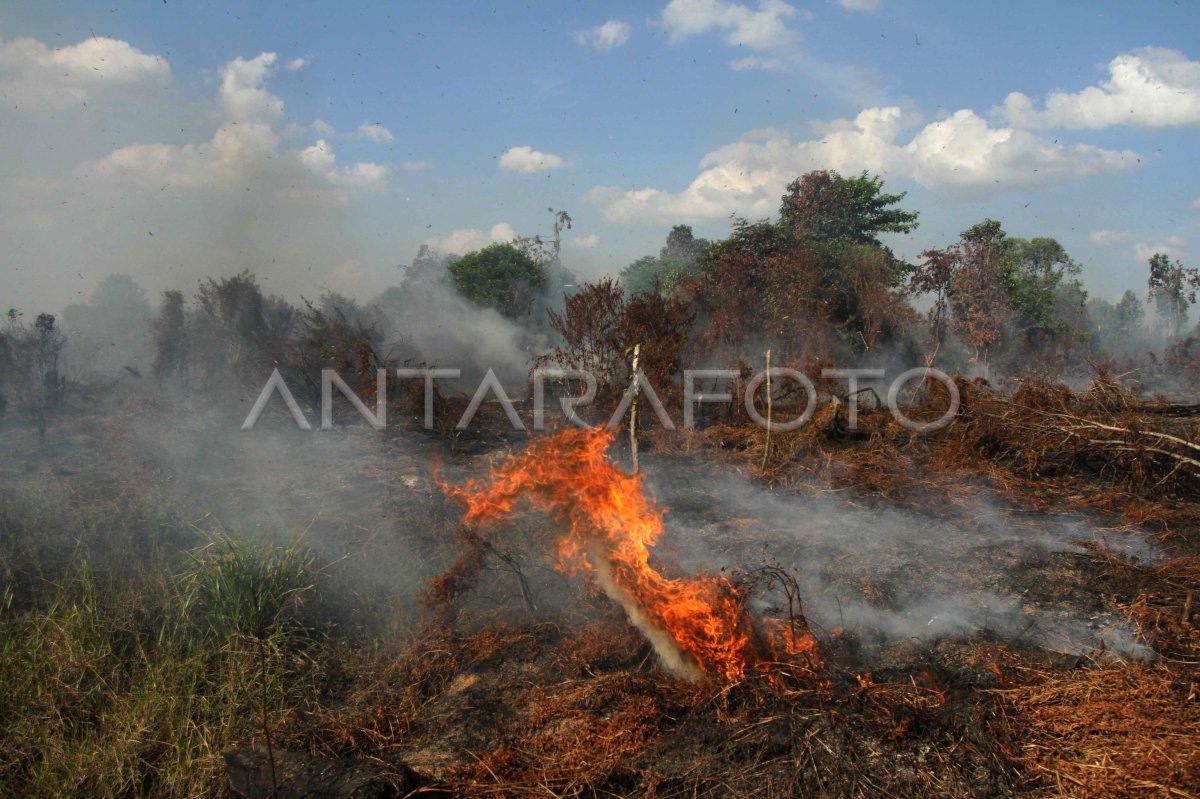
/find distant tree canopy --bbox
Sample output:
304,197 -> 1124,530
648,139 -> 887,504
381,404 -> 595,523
0,309 -> 67,436
62,274 -> 154,374
780,170 -> 919,249
1004,236 -> 1084,342
1089,290 -> 1147,356
1148,252 -> 1200,340
682,217 -> 913,358
448,242 -> 547,318
619,225 -> 710,297
909,219 -> 1090,368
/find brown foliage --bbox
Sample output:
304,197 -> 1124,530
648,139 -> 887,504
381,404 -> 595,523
541,277 -> 694,407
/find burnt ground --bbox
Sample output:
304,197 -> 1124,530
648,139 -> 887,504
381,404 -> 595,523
1,383 -> 1198,798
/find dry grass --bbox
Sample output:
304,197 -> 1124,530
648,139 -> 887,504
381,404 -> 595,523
3,372 -> 1198,797
991,664 -> 1200,799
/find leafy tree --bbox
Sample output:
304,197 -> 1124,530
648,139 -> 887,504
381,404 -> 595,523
620,255 -> 667,297
779,171 -> 920,336
1004,237 -> 1084,343
910,220 -> 1012,370
1088,290 -> 1147,357
779,170 -> 919,250
1148,252 -> 1200,340
619,225 -> 710,296
689,219 -> 834,358
448,243 -> 547,319
1115,290 -> 1145,336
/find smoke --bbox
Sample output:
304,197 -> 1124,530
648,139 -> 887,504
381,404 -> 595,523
367,272 -> 549,390
640,461 -> 1160,659
584,538 -> 704,681
119,394 -> 450,633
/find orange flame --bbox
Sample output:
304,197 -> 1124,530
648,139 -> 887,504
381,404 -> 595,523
442,427 -> 810,681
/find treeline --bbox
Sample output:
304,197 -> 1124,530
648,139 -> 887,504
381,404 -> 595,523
4,169 -> 1199,435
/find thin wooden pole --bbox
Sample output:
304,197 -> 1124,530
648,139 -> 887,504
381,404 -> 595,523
629,344 -> 641,475
761,349 -> 772,472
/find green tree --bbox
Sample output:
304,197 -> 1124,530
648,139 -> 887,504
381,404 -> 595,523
619,225 -> 709,296
1148,252 -> 1200,340
780,170 -> 919,249
1115,289 -> 1145,336
620,255 -> 666,297
448,242 -> 547,318
1004,237 -> 1083,342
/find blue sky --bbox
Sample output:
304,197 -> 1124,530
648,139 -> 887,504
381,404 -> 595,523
1,1 -> 1197,312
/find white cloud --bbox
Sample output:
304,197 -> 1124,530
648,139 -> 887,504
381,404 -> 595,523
92,54 -> 387,203
1090,229 -> 1133,246
218,52 -> 283,122
0,39 -> 402,313
299,139 -> 389,187
575,20 -> 632,52
1192,198 -> 1200,209
1134,235 -> 1186,263
836,0 -> 880,11
285,57 -> 307,71
356,122 -> 395,143
659,0 -> 803,50
585,106 -> 1138,223
0,34 -> 170,108
730,56 -> 785,71
426,222 -> 516,255
313,119 -> 336,137
570,234 -> 600,250
999,47 -> 1200,129
489,222 -> 517,242
1089,230 -> 1187,263
904,109 -> 1135,190
498,145 -> 570,173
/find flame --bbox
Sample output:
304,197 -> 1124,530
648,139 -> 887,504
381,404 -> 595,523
441,427 -> 811,681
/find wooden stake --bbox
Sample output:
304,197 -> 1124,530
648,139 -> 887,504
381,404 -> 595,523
629,343 -> 641,475
761,349 -> 772,473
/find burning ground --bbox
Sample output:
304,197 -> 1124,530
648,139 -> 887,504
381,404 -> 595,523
1,372 -> 1197,799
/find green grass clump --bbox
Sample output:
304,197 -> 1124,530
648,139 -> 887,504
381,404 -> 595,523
0,538 -> 326,798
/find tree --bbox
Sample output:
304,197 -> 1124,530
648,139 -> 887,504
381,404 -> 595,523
688,219 -> 834,358
950,224 -> 1012,371
619,225 -> 710,297
192,271 -> 291,383
448,242 -> 547,319
909,220 -> 1012,370
62,274 -> 154,374
619,255 -> 667,297
1004,237 -> 1084,345
1115,290 -> 1145,336
151,290 -> 188,385
779,170 -> 919,249
1,309 -> 66,439
1148,252 -> 1200,340
540,277 -> 693,407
